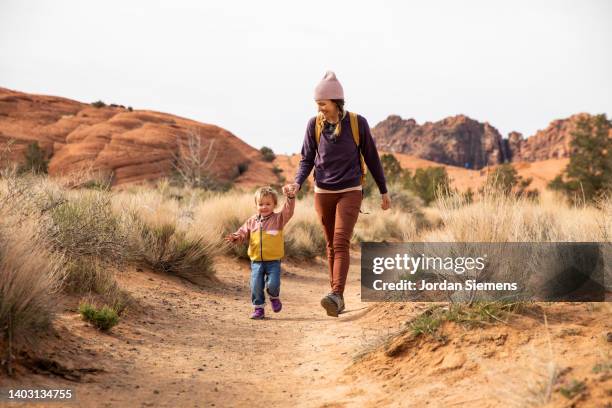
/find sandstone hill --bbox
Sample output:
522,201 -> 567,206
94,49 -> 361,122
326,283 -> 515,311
0,87 -> 275,188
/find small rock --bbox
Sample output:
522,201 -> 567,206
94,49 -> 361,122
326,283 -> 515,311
607,332 -> 612,343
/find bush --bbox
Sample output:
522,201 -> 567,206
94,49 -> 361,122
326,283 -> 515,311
48,191 -> 128,262
91,100 -> 106,108
0,220 -> 64,345
64,259 -> 131,314
237,162 -> 249,175
285,219 -> 327,260
484,163 -> 538,199
380,154 -> 404,184
18,142 -> 49,175
78,303 -> 119,331
410,167 -> 452,205
132,218 -> 218,285
260,146 -> 276,162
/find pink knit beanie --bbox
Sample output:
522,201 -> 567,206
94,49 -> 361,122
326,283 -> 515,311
314,71 -> 344,100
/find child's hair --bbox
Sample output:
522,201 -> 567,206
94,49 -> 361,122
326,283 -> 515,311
254,186 -> 278,206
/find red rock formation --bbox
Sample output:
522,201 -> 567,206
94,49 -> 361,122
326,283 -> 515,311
506,113 -> 592,161
372,113 -> 596,169
0,87 -> 274,188
372,114 -> 506,169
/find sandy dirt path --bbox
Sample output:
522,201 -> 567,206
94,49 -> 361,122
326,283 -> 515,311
5,253 -> 609,408
3,252 -> 416,408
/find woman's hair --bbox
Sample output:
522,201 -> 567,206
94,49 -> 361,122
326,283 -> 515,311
322,99 -> 345,137
332,99 -> 345,116
254,186 -> 278,206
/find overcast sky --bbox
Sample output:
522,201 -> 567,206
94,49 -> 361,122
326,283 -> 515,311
1,0 -> 610,154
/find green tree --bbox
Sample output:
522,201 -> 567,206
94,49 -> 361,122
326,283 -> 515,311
548,114 -> 612,203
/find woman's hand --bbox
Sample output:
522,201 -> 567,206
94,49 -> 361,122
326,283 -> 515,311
381,193 -> 391,210
282,183 -> 300,196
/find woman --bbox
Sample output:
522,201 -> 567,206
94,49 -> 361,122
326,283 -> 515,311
283,71 -> 391,317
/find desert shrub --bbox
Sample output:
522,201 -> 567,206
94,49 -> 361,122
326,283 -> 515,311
353,208 -> 418,242
78,303 -> 119,331
260,146 -> 276,162
128,213 -> 218,284
484,163 -> 538,199
237,162 -> 249,175
64,259 -> 131,313
380,154 -> 404,184
410,167 -> 452,205
0,221 -> 64,346
48,190 -> 128,262
285,213 -> 326,260
91,100 -> 106,108
17,142 -> 49,175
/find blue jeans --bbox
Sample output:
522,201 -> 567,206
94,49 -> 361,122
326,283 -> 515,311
251,260 -> 281,308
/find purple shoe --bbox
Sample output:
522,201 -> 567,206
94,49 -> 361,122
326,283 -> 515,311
270,298 -> 282,313
250,307 -> 265,319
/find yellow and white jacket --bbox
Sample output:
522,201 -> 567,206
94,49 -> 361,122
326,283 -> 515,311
234,197 -> 295,261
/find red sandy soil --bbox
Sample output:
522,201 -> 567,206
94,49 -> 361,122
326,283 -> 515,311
2,252 -> 610,407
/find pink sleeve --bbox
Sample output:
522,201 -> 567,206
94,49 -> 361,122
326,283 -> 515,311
279,196 -> 296,228
234,219 -> 250,242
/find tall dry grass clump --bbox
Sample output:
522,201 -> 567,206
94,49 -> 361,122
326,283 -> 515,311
113,188 -> 222,284
417,187 -> 609,302
425,186 -> 607,242
0,175 -> 131,313
354,193 -> 421,243
0,179 -> 65,369
0,221 -> 64,344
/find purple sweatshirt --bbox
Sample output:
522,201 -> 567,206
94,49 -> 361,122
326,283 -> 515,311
294,112 -> 388,194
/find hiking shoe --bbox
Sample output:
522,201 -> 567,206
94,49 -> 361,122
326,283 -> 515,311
270,298 -> 282,313
337,294 -> 345,314
250,307 -> 265,319
320,293 -> 340,317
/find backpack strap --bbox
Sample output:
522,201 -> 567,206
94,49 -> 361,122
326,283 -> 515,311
348,112 -> 367,186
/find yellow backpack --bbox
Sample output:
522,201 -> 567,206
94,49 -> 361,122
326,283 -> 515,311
314,111 -> 367,185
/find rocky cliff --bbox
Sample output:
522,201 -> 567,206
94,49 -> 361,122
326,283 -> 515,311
372,113 -> 593,169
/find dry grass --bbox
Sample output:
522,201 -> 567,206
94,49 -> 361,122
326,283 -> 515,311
111,187 -> 223,284
0,220 -> 64,344
0,182 -> 65,367
425,186 -> 609,242
284,196 -> 326,259
354,208 -> 419,243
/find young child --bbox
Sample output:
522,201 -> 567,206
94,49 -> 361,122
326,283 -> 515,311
225,186 -> 295,319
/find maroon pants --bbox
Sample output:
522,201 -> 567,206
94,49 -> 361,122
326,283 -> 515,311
314,190 -> 362,296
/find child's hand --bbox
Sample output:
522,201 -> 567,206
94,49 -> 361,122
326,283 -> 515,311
224,233 -> 240,243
